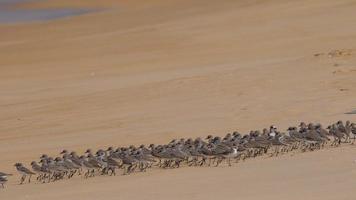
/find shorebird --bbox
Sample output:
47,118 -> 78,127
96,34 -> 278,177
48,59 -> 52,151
299,122 -> 308,133
120,151 -> 138,174
208,138 -> 236,166
0,172 -> 12,179
327,124 -> 344,146
45,157 -> 66,181
350,123 -> 356,144
14,163 -> 36,184
221,145 -> 239,166
63,155 -> 81,178
0,176 -> 7,188
337,121 -> 350,142
269,132 -> 288,156
68,151 -> 83,175
78,156 -> 96,178
31,161 -> 49,183
6,120 -> 354,185
315,124 -> 331,141
268,125 -> 278,137
86,153 -> 102,170
0,172 -> 11,188
345,121 -> 352,143
302,123 -> 325,150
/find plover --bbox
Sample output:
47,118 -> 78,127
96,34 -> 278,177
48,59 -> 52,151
6,120 -> 355,183
350,123 -> 356,144
0,172 -> 11,188
337,121 -> 350,143
345,121 -> 352,143
63,155 -> 81,178
315,124 -> 331,141
0,172 -> 12,179
299,122 -> 308,133
327,124 -> 344,146
31,161 -> 49,183
0,176 -> 7,188
78,155 -> 96,178
268,125 -> 278,137
120,151 -> 138,174
14,163 -> 36,184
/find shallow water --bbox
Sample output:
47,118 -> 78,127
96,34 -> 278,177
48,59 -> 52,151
0,0 -> 93,24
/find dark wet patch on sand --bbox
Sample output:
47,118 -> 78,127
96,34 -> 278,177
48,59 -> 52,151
0,0 -> 95,24
345,110 -> 356,114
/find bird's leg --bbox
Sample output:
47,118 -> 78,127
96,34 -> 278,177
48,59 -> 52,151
235,155 -> 240,163
227,158 -> 231,166
126,165 -> 132,174
331,137 -> 336,146
101,167 -> 106,175
47,173 -> 51,183
161,160 -> 166,168
128,164 -> 133,174
273,146 -> 278,157
84,170 -> 89,178
215,157 -> 221,167
143,163 -> 148,172
350,134 -> 355,145
20,175 -> 25,184
199,157 -> 204,166
187,157 -> 195,166
177,160 -> 181,168
42,174 -> 46,183
77,168 -> 82,175
122,166 -> 127,175
142,162 -> 146,171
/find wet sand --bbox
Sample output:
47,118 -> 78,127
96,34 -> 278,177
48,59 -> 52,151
0,0 -> 355,199
0,0 -> 92,24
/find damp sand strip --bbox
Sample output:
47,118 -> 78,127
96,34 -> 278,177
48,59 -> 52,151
0,9 -> 94,24
0,0 -> 96,24
345,110 -> 356,114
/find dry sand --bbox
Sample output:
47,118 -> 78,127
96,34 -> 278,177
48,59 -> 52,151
0,0 -> 356,199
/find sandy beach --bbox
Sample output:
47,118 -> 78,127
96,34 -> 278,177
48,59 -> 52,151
0,0 -> 355,199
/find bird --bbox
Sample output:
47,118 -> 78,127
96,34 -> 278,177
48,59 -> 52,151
350,123 -> 356,144
31,161 -> 49,183
5,120 -> 355,187
0,172 -> 12,179
14,163 -> 36,184
0,176 -> 7,188
0,172 -> 11,189
337,121 -> 350,143
327,124 -> 344,146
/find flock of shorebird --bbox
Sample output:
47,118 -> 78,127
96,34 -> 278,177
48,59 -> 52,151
1,120 -> 355,189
